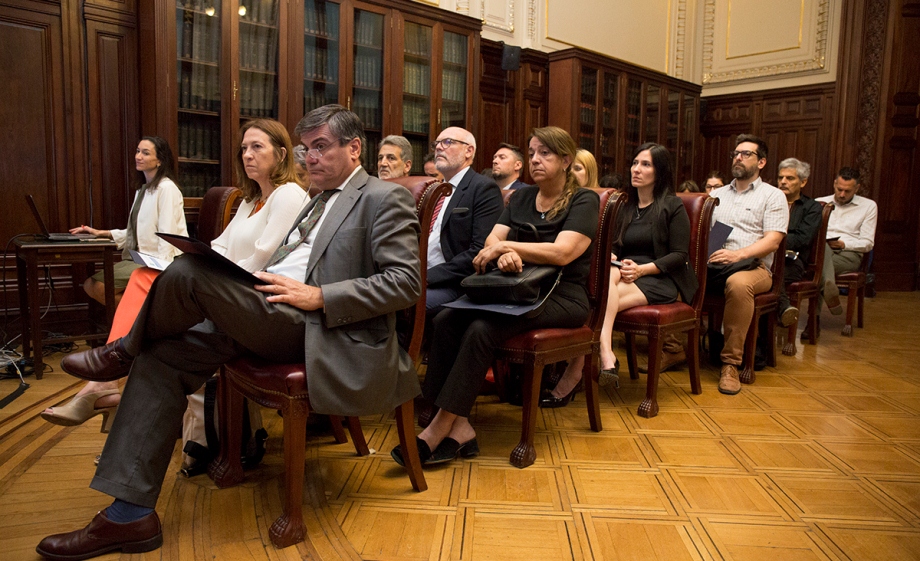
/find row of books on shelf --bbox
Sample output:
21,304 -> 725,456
409,139 -> 427,171
177,0 -> 219,13
354,54 -> 381,89
239,71 -> 277,117
178,172 -> 221,197
178,120 -> 220,161
240,27 -> 278,71
402,101 -> 429,134
179,15 -> 219,64
579,105 -> 597,127
352,94 -> 381,129
403,62 -> 430,96
354,13 -> 382,47
304,45 -> 338,81
303,89 -> 336,112
239,0 -> 278,25
441,70 -> 465,103
443,33 -> 467,65
403,27 -> 431,57
179,67 -> 219,112
304,4 -> 339,37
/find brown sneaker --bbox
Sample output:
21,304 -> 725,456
719,364 -> 741,395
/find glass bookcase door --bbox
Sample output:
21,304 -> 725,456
578,67 -> 598,151
303,0 -> 340,114
402,21 -> 432,174
440,31 -> 467,132
176,0 -> 222,196
625,78 -> 642,162
353,9 -> 383,174
680,93 -> 696,179
645,84 -> 660,144
666,90 -> 679,162
239,0 -> 280,125
599,71 -> 618,174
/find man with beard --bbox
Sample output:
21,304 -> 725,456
708,134 -> 788,395
776,158 -> 822,326
491,143 -> 529,191
376,135 -> 413,180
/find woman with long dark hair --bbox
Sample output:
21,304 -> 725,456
391,126 -> 599,466
69,136 -> 188,304
543,142 -> 697,403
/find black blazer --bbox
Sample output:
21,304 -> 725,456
427,168 -> 503,288
612,195 -> 698,304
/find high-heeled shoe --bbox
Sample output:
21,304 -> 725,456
40,389 -> 120,433
539,379 -> 583,408
599,361 -> 620,388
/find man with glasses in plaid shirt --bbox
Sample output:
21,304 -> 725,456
708,134 -> 788,395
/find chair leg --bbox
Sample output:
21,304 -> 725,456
857,285 -> 865,328
345,417 -> 370,456
583,345 -> 602,432
208,370 -> 245,488
842,282 -> 857,336
269,399 -> 310,548
625,333 -> 639,380
686,326 -> 702,395
806,295 -> 819,344
638,331 -> 662,418
328,415 -> 348,444
510,359 -> 542,468
783,296 -> 800,356
394,400 -> 427,492
766,311 -> 777,367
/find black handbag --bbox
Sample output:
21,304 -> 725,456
460,222 -> 561,305
461,265 -> 561,304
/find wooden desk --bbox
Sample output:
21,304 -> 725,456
14,237 -> 118,379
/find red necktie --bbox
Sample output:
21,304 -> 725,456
429,189 -> 452,234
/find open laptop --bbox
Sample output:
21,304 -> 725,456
25,194 -> 98,241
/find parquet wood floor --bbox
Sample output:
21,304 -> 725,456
1,293 -> 919,560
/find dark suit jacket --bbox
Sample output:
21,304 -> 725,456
504,178 -> 529,191
293,168 -> 423,416
427,167 -> 503,288
612,195 -> 698,304
787,194 -> 822,262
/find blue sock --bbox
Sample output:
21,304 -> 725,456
105,499 -> 153,523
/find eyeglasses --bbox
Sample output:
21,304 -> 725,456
303,146 -> 326,160
730,149 -> 760,160
430,138 -> 470,151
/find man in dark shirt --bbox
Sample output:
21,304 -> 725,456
776,158 -> 822,326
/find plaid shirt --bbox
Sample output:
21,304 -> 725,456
710,177 -> 789,269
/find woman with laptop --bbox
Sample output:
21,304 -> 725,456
42,122 -> 308,458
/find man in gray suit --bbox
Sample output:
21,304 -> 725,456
37,105 -> 422,560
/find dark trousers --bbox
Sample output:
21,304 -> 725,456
778,257 -> 806,311
423,285 -> 588,417
91,255 -> 306,507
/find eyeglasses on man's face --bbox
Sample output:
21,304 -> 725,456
431,138 -> 469,151
730,149 -> 760,160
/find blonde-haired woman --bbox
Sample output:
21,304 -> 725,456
572,149 -> 599,189
391,126 -> 600,467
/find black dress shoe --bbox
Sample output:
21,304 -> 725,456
539,380 -> 582,408
391,437 -> 432,467
61,340 -> 134,382
599,361 -> 619,388
424,437 -> 480,465
36,510 -> 162,560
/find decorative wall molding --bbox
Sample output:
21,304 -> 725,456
855,0 -> 888,188
481,0 -> 514,34
702,0 -> 830,85
456,0 -> 471,15
673,0 -> 688,79
528,0 -> 537,40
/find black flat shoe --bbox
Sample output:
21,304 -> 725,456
539,380 -> 582,408
390,437 -> 432,467
424,437 -> 480,465
599,361 -> 619,388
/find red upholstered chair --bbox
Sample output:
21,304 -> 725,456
613,193 -> 719,418
835,251 -> 871,336
493,188 -> 621,468
183,186 -> 241,245
207,177 -> 448,548
782,203 -> 833,355
703,238 -> 786,385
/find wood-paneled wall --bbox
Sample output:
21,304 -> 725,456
1,0 -> 139,321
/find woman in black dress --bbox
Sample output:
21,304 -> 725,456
543,142 -> 697,403
392,126 -> 599,466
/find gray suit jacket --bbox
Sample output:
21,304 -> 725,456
291,168 -> 422,416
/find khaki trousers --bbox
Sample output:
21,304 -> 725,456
721,265 -> 772,366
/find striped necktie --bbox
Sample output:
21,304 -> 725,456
429,187 -> 453,234
265,189 -> 335,268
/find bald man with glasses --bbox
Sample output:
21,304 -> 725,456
426,127 -> 503,314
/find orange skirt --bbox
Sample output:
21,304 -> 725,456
107,267 -> 161,342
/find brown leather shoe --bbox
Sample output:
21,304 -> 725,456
719,364 -> 741,395
638,349 -> 687,374
36,510 -> 162,560
61,340 -> 133,382
779,306 -> 799,327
